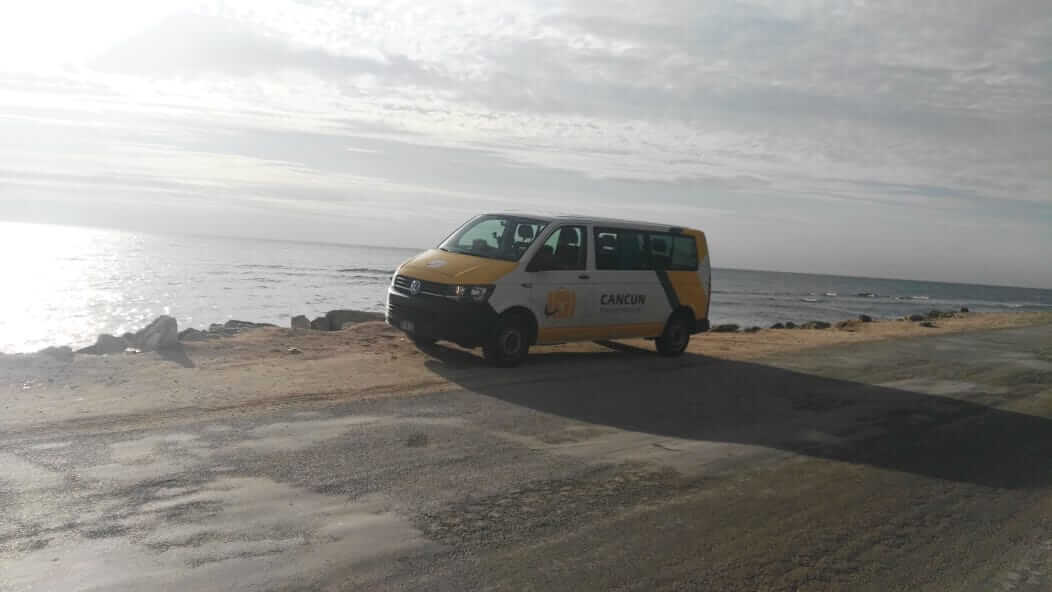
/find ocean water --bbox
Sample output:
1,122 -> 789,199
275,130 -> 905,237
2,221 -> 1050,353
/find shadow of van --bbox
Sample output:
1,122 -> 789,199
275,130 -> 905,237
422,342 -> 1052,490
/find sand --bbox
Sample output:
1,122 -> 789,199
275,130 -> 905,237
2,311 -> 1050,431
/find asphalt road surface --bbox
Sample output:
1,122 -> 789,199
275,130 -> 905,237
2,326 -> 1051,591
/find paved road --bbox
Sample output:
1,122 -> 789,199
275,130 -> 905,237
2,326 -> 1051,591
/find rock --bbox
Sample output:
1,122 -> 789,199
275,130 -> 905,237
960,306 -> 970,313
133,316 -> 179,351
800,321 -> 831,330
859,314 -> 873,323
225,320 -> 275,330
908,314 -> 926,322
287,347 -> 303,355
78,334 -> 129,355
310,316 -> 331,331
712,324 -> 740,333
744,326 -> 762,333
326,310 -> 384,330
178,328 -> 210,342
38,346 -> 73,361
836,320 -> 861,331
291,315 -> 310,330
770,322 -> 785,329
920,321 -> 937,328
784,321 -> 797,329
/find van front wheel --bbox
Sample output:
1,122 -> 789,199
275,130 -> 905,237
656,314 -> 691,357
483,316 -> 530,367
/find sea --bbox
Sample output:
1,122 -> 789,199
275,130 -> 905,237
2,221 -> 1051,354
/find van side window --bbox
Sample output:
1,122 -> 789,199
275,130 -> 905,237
531,226 -> 587,271
648,233 -> 699,271
594,228 -> 652,270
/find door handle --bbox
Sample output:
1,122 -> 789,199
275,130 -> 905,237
578,274 -> 590,280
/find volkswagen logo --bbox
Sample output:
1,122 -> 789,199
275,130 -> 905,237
409,279 -> 422,296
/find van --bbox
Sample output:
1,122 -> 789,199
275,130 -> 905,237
386,213 -> 711,366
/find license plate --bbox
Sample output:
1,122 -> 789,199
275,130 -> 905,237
400,320 -> 415,333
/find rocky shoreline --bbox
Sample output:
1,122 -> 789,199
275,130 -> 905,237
26,309 -> 385,361
22,307 -> 978,362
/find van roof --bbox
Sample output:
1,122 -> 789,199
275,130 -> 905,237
483,212 -> 701,233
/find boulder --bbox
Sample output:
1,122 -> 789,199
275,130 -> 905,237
858,314 -> 873,323
310,316 -> 331,331
225,320 -> 275,330
133,316 -> 179,351
712,324 -> 740,333
770,322 -> 785,329
326,310 -> 384,330
78,334 -> 129,355
908,314 -> 926,322
960,306 -> 970,313
784,321 -> 797,329
291,315 -> 310,330
38,346 -> 74,361
800,321 -> 831,330
178,328 -> 210,342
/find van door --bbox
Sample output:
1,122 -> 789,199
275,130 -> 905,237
590,227 -> 670,339
525,225 -> 594,343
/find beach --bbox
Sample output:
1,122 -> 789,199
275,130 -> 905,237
3,311 -> 1052,590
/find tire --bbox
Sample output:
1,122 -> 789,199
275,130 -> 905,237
411,335 -> 437,349
483,315 -> 530,367
656,313 -> 691,357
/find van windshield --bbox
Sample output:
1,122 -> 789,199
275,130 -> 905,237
439,215 -> 548,262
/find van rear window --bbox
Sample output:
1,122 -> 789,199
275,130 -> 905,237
650,233 -> 699,271
594,228 -> 698,271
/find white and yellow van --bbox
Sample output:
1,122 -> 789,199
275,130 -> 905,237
386,213 -> 711,366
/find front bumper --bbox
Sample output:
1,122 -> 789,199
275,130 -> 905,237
386,287 -> 498,347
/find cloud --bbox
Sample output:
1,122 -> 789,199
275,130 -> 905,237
1,1 -> 1051,287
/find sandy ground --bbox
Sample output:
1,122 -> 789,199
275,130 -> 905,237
1,312 -> 1051,590
2,311 -> 1050,431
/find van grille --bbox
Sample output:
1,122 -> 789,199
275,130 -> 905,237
392,275 -> 452,297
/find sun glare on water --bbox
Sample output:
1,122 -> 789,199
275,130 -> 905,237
0,222 -> 149,353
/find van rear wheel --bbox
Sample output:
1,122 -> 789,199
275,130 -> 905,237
656,314 -> 691,357
483,315 -> 530,367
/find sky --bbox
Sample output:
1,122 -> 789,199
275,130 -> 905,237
0,0 -> 1049,288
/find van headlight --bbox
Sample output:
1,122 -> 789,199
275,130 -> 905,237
454,285 -> 494,303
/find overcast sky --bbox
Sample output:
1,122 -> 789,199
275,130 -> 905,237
1,1 -> 1049,287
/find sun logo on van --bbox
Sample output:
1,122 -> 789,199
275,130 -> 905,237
544,290 -> 576,319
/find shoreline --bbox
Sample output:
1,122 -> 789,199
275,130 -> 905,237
6,308 -> 1052,360
2,310 -> 1050,432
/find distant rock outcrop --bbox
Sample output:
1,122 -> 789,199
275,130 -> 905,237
310,316 -> 331,331
960,307 -> 970,313
770,322 -> 785,329
134,316 -> 179,350
712,324 -> 740,333
38,345 -> 74,361
291,315 -> 310,330
77,334 -> 128,355
858,314 -> 873,323
800,321 -> 831,330
178,328 -> 210,342
326,310 -> 384,330
908,314 -> 926,322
